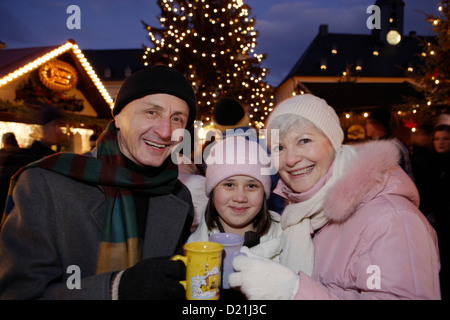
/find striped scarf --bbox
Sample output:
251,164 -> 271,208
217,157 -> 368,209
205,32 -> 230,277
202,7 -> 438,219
1,121 -> 178,274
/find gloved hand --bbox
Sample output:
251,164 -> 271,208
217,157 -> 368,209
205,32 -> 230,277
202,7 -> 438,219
118,257 -> 186,300
240,246 -> 258,257
228,255 -> 299,300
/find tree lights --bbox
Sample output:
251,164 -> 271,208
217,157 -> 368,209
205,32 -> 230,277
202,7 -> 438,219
142,0 -> 274,129
406,0 -> 450,123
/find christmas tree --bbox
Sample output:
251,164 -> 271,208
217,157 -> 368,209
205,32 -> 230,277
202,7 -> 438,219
407,0 -> 450,124
141,0 -> 274,129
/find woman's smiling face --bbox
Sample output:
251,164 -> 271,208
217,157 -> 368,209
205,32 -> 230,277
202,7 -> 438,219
271,122 -> 335,193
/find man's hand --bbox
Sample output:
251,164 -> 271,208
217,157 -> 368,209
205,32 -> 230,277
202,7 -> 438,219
118,257 -> 185,300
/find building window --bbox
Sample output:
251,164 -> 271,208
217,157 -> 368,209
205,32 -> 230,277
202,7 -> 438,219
331,44 -> 338,55
124,66 -> 132,78
104,67 -> 111,79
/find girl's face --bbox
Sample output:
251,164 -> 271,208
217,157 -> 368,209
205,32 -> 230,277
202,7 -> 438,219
213,175 -> 265,235
271,123 -> 335,193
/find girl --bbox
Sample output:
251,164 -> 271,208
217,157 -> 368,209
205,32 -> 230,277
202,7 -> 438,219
188,136 -> 282,261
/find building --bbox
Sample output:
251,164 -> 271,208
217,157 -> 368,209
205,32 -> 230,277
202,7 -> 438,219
83,48 -> 145,100
0,40 -> 114,153
276,0 -> 432,142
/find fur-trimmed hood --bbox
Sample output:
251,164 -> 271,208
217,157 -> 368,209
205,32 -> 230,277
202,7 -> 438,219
323,140 -> 419,223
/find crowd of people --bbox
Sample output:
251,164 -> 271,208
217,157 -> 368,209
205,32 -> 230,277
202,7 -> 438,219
0,65 -> 448,300
0,106 -> 65,213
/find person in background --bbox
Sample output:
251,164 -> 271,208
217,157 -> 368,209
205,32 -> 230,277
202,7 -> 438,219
177,152 -> 208,232
0,65 -> 196,300
228,94 -> 440,300
1,133 -> 20,152
365,108 -> 414,180
25,106 -> 65,161
0,133 -> 32,213
89,134 -> 98,150
1,107 -> 65,214
410,123 -> 433,167
433,124 -> 450,154
212,97 -> 250,134
188,136 -> 282,260
413,124 -> 450,300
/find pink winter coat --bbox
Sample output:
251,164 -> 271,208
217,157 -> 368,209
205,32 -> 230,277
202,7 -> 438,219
293,141 -> 441,300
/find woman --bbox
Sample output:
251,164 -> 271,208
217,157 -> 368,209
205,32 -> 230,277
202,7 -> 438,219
414,124 -> 450,224
228,94 -> 440,300
413,124 -> 449,299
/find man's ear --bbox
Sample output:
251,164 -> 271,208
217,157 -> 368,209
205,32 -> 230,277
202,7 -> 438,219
114,113 -> 121,129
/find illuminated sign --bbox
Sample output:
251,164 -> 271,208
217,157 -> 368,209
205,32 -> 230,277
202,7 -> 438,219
39,59 -> 78,91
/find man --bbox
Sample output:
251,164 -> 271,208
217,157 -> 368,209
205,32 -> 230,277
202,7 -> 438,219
0,65 -> 196,299
0,133 -> 33,213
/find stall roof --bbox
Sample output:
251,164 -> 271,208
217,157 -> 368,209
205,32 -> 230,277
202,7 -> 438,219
0,40 -> 113,119
83,48 -> 145,81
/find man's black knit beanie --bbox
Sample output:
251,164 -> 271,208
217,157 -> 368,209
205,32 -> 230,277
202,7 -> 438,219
113,65 -> 197,128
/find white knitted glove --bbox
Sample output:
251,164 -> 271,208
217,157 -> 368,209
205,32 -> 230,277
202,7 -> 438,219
228,254 -> 299,300
239,245 -> 259,258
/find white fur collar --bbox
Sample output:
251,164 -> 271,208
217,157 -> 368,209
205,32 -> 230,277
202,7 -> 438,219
323,140 -> 402,223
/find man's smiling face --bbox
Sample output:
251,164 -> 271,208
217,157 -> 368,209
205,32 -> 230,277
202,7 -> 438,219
115,93 -> 189,167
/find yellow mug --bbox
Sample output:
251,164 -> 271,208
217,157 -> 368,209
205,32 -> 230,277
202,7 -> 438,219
172,242 -> 224,300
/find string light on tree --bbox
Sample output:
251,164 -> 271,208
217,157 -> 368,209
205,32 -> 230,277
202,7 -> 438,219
141,0 -> 274,128
405,0 -> 450,124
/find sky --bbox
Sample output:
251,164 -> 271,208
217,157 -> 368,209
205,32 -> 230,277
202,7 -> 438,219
0,0 -> 441,86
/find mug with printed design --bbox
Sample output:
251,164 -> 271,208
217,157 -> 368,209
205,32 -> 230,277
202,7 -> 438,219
171,242 -> 223,300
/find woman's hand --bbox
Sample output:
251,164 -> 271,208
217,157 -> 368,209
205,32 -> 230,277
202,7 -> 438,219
228,254 -> 299,300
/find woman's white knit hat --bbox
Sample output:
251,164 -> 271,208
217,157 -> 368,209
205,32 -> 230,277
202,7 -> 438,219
265,94 -> 344,151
